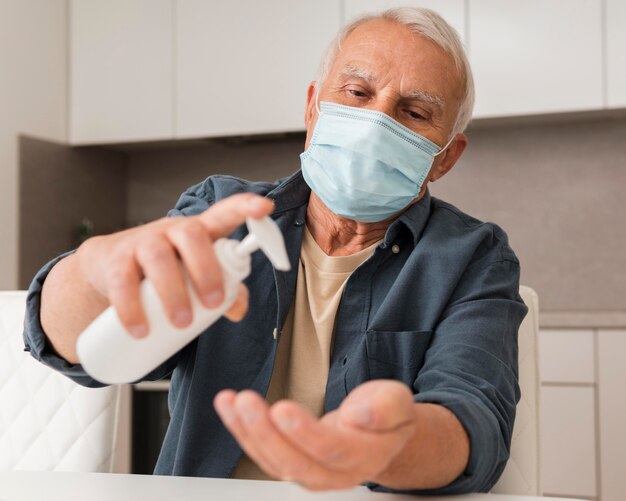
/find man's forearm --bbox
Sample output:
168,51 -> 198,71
371,402 -> 470,490
40,252 -> 108,364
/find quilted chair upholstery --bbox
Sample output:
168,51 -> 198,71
0,291 -> 127,472
491,286 -> 541,495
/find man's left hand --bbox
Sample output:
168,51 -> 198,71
214,380 -> 417,491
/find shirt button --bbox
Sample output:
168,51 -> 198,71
272,328 -> 278,340
294,218 -> 305,227
391,244 -> 400,254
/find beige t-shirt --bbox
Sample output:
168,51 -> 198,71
232,226 -> 380,480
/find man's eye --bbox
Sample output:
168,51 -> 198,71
408,110 -> 426,120
348,89 -> 367,98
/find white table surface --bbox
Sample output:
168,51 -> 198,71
0,471 -> 583,501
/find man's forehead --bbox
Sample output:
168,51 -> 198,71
333,19 -> 462,97
340,18 -> 435,59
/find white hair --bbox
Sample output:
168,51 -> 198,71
316,7 -> 475,136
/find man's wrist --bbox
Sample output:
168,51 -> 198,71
368,404 -> 420,487
368,403 -> 469,491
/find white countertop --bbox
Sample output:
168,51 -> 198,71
0,471 -> 584,501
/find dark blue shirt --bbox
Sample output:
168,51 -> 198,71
23,170 -> 527,495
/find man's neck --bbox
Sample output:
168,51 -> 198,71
305,193 -> 389,256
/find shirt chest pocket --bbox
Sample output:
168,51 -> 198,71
364,329 -> 433,384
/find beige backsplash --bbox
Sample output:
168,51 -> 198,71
429,116 -> 626,315
20,114 -> 626,321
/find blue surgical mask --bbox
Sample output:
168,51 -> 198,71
300,100 -> 453,223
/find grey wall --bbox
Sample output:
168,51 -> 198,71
19,115 -> 626,313
125,136 -> 304,225
19,136 -> 127,288
430,116 -> 626,313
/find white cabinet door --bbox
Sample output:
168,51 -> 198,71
70,0 -> 174,144
343,1 -> 466,42
607,0 -> 626,107
541,386 -> 597,498
175,0 -> 341,138
468,0 -> 603,118
539,329 -> 595,384
598,330 -> 626,501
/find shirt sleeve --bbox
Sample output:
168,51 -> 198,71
22,180 -> 217,387
367,257 -> 528,495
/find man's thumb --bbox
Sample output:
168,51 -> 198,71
338,380 -> 415,432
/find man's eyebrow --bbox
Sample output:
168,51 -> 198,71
405,90 -> 445,110
339,64 -> 377,82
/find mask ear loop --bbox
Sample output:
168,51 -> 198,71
433,135 -> 456,157
314,85 -> 321,115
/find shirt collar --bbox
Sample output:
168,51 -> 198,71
384,189 -> 432,248
266,170 -> 310,214
268,169 -> 432,247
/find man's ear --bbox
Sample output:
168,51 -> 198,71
429,133 -> 468,182
304,81 -> 317,128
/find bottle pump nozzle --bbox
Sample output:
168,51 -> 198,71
236,217 -> 291,271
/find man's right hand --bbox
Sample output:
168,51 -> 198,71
40,193 -> 274,363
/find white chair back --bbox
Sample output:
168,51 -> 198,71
0,291 -> 128,472
491,285 -> 541,495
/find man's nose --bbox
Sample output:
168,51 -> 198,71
367,97 -> 396,119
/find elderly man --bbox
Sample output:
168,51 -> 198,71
24,7 -> 527,495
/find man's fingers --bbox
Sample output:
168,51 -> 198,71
135,236 -> 192,329
269,401 -> 357,470
83,193 -> 273,342
269,400 -> 400,478
198,194 -> 274,240
213,390 -> 284,479
165,219 -> 225,309
105,254 -> 148,337
214,390 -> 361,490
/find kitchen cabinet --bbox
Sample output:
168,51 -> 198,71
468,0 -> 604,118
68,1 -> 623,144
598,330 -> 626,501
175,0 -> 340,139
69,0 -> 173,144
539,329 -> 595,384
539,329 -> 597,499
606,0 -> 626,107
541,386 -> 597,498
343,0 -> 466,42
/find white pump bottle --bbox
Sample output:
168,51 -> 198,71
76,216 -> 290,385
